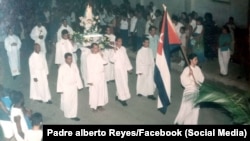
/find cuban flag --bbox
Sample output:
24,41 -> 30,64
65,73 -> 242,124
154,9 -> 181,114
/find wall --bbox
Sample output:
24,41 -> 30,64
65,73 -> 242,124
191,0 -> 249,28
110,0 -> 186,16
110,0 -> 249,28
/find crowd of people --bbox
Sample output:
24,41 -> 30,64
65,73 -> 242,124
0,0 -> 248,140
0,85 -> 43,141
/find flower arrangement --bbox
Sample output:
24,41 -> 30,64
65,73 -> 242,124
72,4 -> 109,49
79,15 -> 102,35
99,35 -> 112,50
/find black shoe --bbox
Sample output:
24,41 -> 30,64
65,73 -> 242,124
46,100 -> 52,104
120,101 -> 127,106
71,117 -> 80,121
148,95 -> 156,100
13,76 -> 17,80
97,106 -> 105,111
137,94 -> 142,97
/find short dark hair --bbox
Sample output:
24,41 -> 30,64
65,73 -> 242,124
222,25 -> 230,33
172,15 -> 179,22
10,91 -> 24,105
90,43 -> 98,48
31,112 -> 43,126
62,18 -> 67,22
115,37 -> 122,41
143,37 -> 149,42
188,53 -> 197,61
61,29 -> 69,36
64,52 -> 72,59
149,26 -> 157,31
34,43 -> 40,47
180,26 -> 186,31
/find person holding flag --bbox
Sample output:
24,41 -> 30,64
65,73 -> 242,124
154,4 -> 181,114
174,53 -> 204,125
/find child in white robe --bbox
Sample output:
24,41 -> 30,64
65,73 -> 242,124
110,37 -> 132,106
103,26 -> 116,82
87,43 -> 108,112
174,53 -> 204,125
136,37 -> 156,100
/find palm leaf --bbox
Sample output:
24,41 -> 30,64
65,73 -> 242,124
195,83 -> 250,124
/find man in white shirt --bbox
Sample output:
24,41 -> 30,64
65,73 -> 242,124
29,43 -> 52,104
30,21 -> 47,55
103,26 -> 115,82
110,37 -> 132,106
147,26 -> 159,59
136,37 -> 156,100
4,27 -> 22,79
57,19 -> 74,42
57,53 -> 83,121
55,30 -> 77,66
87,43 -> 108,112
129,10 -> 137,47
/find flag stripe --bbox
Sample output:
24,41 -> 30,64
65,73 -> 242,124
167,12 -> 181,45
154,9 -> 181,114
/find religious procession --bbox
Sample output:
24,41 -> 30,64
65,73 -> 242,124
1,0 -> 249,141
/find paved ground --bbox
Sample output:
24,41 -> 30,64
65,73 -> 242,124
1,38 -> 241,128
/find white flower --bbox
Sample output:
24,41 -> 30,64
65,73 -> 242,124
80,23 -> 84,27
95,16 -> 99,19
79,16 -> 85,21
99,43 -> 104,49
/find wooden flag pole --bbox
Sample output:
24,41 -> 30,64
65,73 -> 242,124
180,44 -> 200,86
162,3 -> 199,86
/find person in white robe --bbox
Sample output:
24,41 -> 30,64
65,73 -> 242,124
110,37 -> 132,106
80,46 -> 91,87
174,53 -> 204,125
29,43 -> 52,104
87,43 -> 108,111
103,26 -> 115,82
57,53 -> 83,121
57,19 -> 74,42
4,28 -> 22,79
136,38 -> 156,100
55,29 -> 77,65
30,21 -> 47,55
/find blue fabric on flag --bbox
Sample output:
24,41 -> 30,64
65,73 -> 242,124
154,9 -> 181,114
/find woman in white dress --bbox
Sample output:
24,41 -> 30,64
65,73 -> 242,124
174,53 -> 204,125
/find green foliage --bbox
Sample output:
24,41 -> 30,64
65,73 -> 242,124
195,83 -> 250,125
72,32 -> 84,44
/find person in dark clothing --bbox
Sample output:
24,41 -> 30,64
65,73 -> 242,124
203,12 -> 219,60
